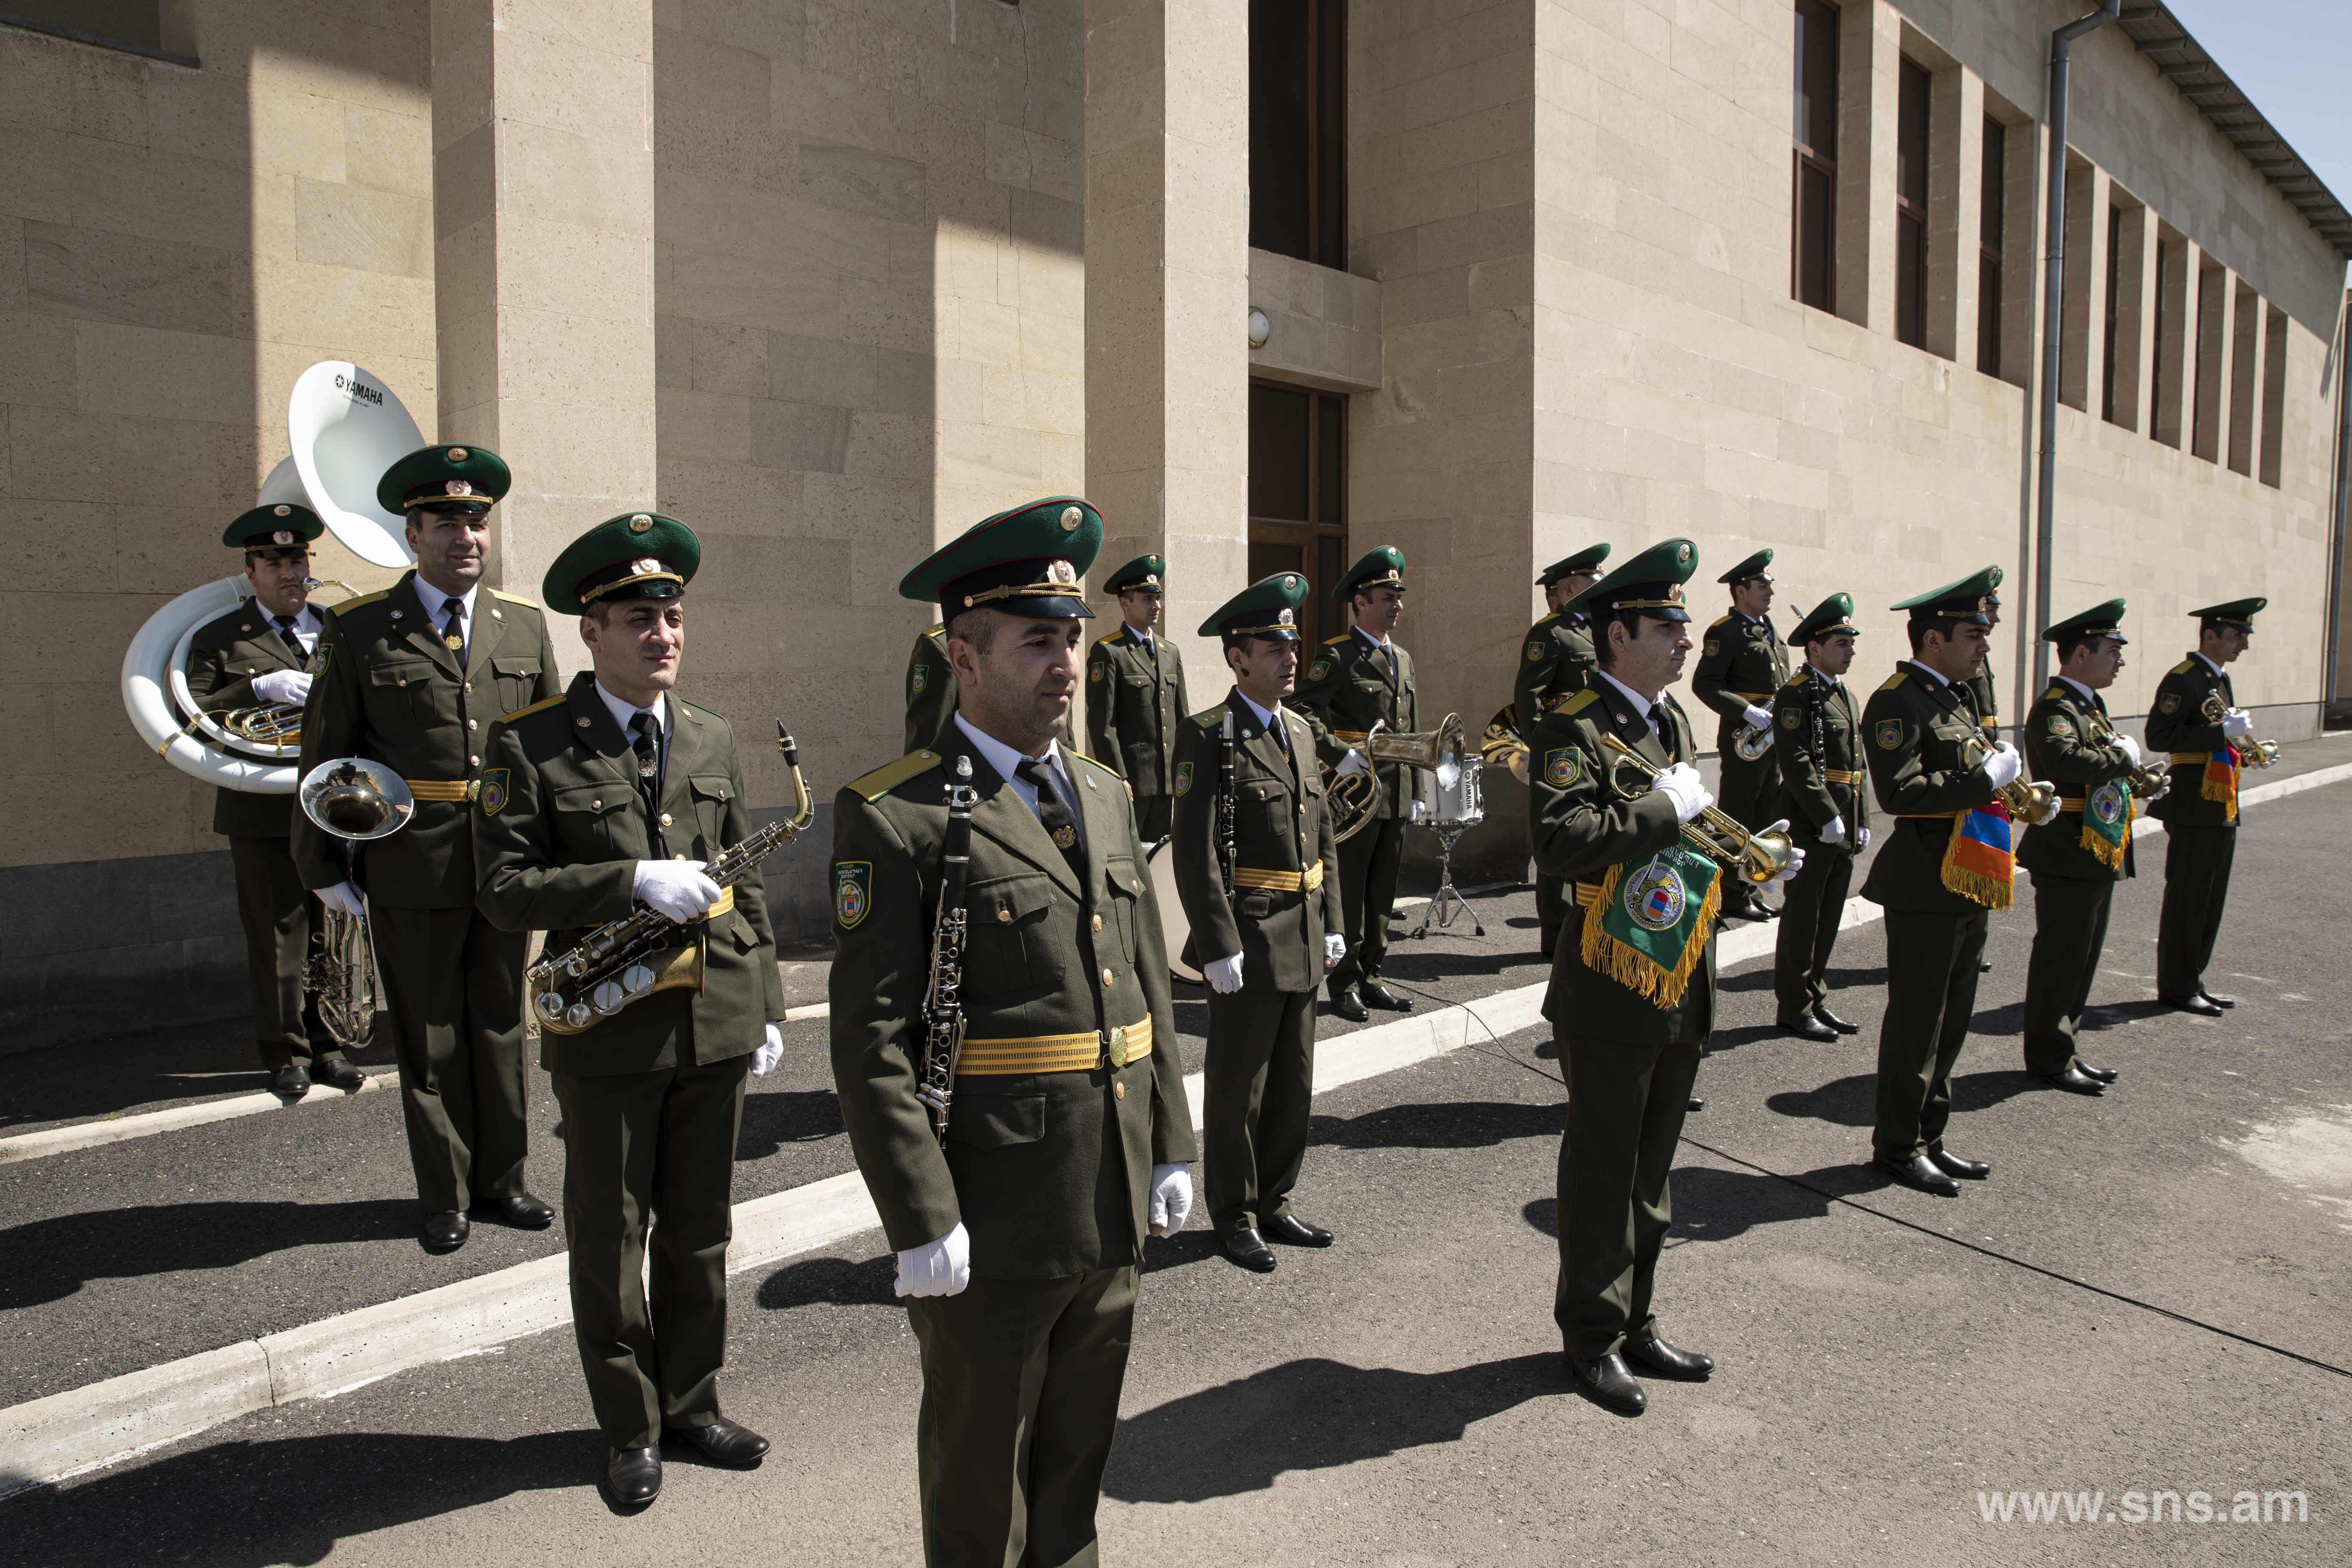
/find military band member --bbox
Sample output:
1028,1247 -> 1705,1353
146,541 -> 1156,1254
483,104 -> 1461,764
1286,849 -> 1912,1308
475,513 -> 784,1508
293,444 -> 559,1253
1968,588 -> 2005,742
1859,567 -> 2049,1197
1526,540 -> 1798,1415
2017,601 -> 2140,1096
1170,573 -> 1347,1274
830,498 -> 1197,1567
1516,543 -> 1610,958
1771,594 -> 1869,1041
2144,597 -> 2265,1017
1690,550 -> 1788,922
1085,552 -> 1190,841
1293,545 -> 1418,1022
187,504 -> 366,1098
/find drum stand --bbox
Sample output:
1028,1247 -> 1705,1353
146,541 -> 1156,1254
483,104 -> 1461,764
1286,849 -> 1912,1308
1406,821 -> 1484,939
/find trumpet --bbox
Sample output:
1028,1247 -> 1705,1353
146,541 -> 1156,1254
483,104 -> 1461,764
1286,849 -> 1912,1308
2239,737 -> 2282,769
1959,735 -> 2059,822
1598,734 -> 1793,886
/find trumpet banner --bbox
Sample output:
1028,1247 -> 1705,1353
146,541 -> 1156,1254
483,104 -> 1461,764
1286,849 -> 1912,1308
1939,804 -> 2016,909
1579,846 -> 1721,1010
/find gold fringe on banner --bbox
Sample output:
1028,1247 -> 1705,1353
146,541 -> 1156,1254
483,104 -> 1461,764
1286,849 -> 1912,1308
1939,815 -> 2015,910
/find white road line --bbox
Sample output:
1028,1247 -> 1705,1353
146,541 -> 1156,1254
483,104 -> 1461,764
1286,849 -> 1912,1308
0,1076 -> 385,1167
6,758 -> 2349,1494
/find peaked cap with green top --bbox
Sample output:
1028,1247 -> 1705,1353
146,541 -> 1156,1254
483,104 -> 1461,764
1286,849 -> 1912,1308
224,502 -> 324,551
1334,545 -> 1406,600
2043,598 -> 2128,645
900,496 -> 1102,620
542,511 -> 701,616
1102,552 -> 1165,595
1788,592 -> 1859,645
2190,596 -> 2265,628
1200,571 -> 1309,641
1537,543 -> 1611,587
377,443 -> 511,518
1717,548 -> 1773,585
1890,564 -> 2003,627
1563,537 -> 1699,622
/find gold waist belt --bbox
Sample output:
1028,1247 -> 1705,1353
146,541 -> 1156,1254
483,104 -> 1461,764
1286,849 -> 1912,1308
405,778 -> 476,802
1822,769 -> 1859,785
1893,812 -> 1957,820
1727,691 -> 1773,701
2056,795 -> 2099,813
1573,881 -> 1605,909
2169,752 -> 2218,765
1232,863 -> 1325,893
957,1017 -> 1153,1075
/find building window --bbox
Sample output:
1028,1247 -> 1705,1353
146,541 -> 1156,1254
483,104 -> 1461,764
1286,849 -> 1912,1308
2260,305 -> 2287,487
1893,56 -> 1929,349
2192,263 -> 2224,462
2228,279 -> 2259,475
1250,0 -> 1346,267
1248,382 -> 1348,649
1978,116 -> 2005,377
1791,0 -> 1838,311
2101,205 -> 2123,426
0,0 -> 194,63
2150,235 -> 2180,447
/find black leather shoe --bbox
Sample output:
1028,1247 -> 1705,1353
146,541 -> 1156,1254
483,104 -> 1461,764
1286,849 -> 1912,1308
1359,981 -> 1413,1012
1262,1214 -> 1333,1247
2040,1065 -> 2107,1096
269,1064 -> 311,1097
421,1211 -> 471,1253
1328,986 -> 1369,1023
1564,1351 -> 1645,1415
1623,1335 -> 1713,1380
2199,989 -> 2236,1009
1686,1096 -> 1703,1113
1979,959 -> 1993,973
306,1057 -> 366,1092
1724,896 -> 1773,922
1876,1152 -> 1960,1197
1927,1148 -> 1991,1180
2163,993 -> 2223,1017
1221,1228 -> 1277,1272
1779,1014 -> 1839,1042
1812,1004 -> 1861,1036
476,1191 -> 556,1230
664,1418 -> 769,1468
604,1446 -> 662,1508
2076,1061 -> 2119,1084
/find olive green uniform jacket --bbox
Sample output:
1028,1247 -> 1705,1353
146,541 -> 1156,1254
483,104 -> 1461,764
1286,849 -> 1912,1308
1772,667 -> 1868,842
1513,610 -> 1596,723
828,731 -> 1197,1280
473,673 -> 785,1075
1857,664 -> 2002,914
2143,655 -> 2238,827
1167,695 -> 1344,991
186,604 -> 312,837
1292,629 -> 1420,818
1524,681 -> 1717,1047
903,623 -> 1079,757
1085,626 -> 1189,799
1967,662 -> 2003,740
1690,612 -> 1788,753
291,573 -> 558,905
2016,681 -> 2139,883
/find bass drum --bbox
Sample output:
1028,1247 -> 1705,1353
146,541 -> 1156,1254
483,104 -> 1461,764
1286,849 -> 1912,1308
1145,839 -> 1201,986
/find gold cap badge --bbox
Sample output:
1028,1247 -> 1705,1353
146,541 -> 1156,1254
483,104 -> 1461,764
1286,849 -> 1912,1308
1060,506 -> 1082,531
272,505 -> 291,517
628,514 -> 653,533
447,447 -> 469,461
444,479 -> 472,496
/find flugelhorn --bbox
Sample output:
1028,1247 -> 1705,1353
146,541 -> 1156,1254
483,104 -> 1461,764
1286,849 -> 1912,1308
1959,735 -> 2059,822
2239,737 -> 2282,768
1598,734 -> 1793,886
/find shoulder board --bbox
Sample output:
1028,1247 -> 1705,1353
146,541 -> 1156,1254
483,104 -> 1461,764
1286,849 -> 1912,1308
2042,686 -> 2069,703
1093,631 -> 1124,647
847,749 -> 943,802
925,622 -> 946,638
1321,634 -> 1351,646
1706,614 -> 1733,631
1532,612 -> 1560,628
497,694 -> 566,725
2170,659 -> 2195,677
1779,675 -> 1808,696
488,588 -> 539,607
1068,750 -> 1122,779
1876,672 -> 1909,694
682,699 -> 731,726
1186,702 -> 1231,728
325,589 -> 389,614
1554,689 -> 1600,718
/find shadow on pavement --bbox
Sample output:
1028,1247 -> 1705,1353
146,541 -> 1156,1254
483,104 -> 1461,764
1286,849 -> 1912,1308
753,1251 -> 897,1312
1308,1099 -> 1560,1152
0,1199 -> 417,1310
1720,962 -> 1886,995
4,1431 -> 586,1565
1105,1352 -> 1565,1502
1763,1066 -> 2048,1130
1519,1157 -> 1888,1248
735,1089 -> 842,1157
0,1015 -> 399,1134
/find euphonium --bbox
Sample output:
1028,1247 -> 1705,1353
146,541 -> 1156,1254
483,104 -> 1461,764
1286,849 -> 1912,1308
1958,735 -> 2060,822
158,578 -> 361,761
297,756 -> 414,1047
1598,734 -> 1793,886
1320,713 -> 1470,843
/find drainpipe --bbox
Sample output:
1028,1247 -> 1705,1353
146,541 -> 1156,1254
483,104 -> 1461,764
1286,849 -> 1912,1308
2330,289 -> 2352,717
2032,0 -> 2122,701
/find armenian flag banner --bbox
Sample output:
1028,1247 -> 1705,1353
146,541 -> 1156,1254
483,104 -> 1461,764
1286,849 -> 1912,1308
2205,747 -> 2241,821
1939,803 -> 2015,909
1580,845 -> 1721,1008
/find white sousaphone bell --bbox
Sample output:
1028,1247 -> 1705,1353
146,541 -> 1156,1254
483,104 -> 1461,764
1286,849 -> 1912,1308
121,362 -> 425,796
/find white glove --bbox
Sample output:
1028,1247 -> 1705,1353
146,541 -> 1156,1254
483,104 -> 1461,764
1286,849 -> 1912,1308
251,669 -> 312,706
1148,1164 -> 1193,1237
2222,709 -> 2252,738
1858,825 -> 1871,852
1205,952 -> 1244,994
1323,932 -> 1347,971
1818,815 -> 1847,846
1652,762 -> 1712,824
2115,734 -> 2142,767
1336,749 -> 1372,778
318,880 -> 365,919
894,1222 -> 971,1298
751,1022 -> 783,1076
634,859 -> 720,923
1740,703 -> 1774,733
1981,743 -> 2022,790
2029,789 -> 2062,826
1767,841 -> 1807,888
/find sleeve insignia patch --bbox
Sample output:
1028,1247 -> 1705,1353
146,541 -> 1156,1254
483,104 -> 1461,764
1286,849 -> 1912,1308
2158,693 -> 2182,714
1090,661 -> 1106,681
1702,640 -> 1721,657
1174,762 -> 1193,796
1542,747 -> 1583,788
477,768 -> 510,816
833,861 -> 872,930
910,664 -> 928,696
1874,718 -> 1905,750
2046,715 -> 2076,739
1526,640 -> 1544,662
1780,707 -> 1802,730
1306,658 -> 1333,682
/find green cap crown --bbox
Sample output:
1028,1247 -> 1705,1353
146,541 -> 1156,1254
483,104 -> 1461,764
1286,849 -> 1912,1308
1103,553 -> 1166,594
377,444 -> 511,517
543,511 -> 701,616
1537,543 -> 1610,586
1199,571 -> 1309,640
1890,564 -> 2003,625
224,502 -> 324,551
2043,598 -> 2128,645
1789,592 -> 1858,645
2189,596 -> 2264,627
1563,538 -> 1699,622
1717,548 -> 1773,586
1334,545 -> 1406,600
900,496 -> 1102,620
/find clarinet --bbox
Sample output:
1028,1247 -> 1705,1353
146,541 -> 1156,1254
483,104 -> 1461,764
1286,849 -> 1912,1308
1809,671 -> 1840,852
913,755 -> 979,1147
1217,710 -> 1237,899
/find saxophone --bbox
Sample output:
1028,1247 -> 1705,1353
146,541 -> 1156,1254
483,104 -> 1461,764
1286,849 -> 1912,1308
914,754 -> 980,1145
529,724 -> 814,1035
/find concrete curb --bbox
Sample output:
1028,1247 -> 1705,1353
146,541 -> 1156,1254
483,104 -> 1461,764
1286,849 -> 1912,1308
0,1074 -> 385,1167
6,759 -> 2346,1496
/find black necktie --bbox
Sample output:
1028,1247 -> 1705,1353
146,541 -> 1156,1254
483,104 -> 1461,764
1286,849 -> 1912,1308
273,613 -> 303,658
1648,703 -> 1669,750
1014,756 -> 1084,874
629,711 -> 665,855
441,600 -> 465,658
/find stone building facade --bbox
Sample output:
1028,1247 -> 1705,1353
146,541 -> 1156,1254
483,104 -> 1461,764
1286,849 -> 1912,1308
3,0 -> 2344,1048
